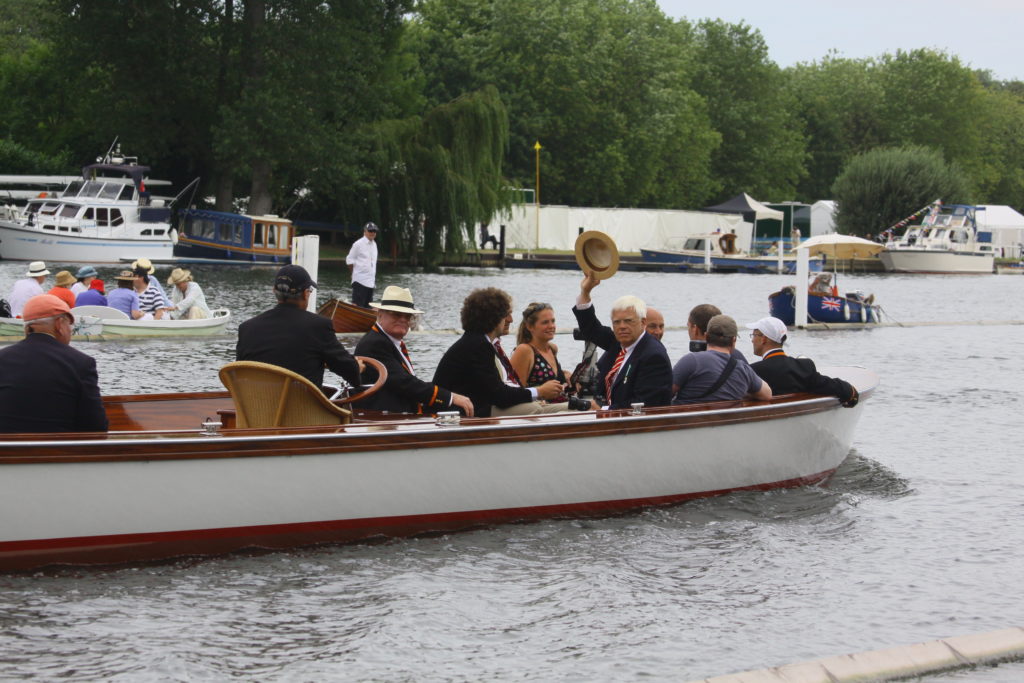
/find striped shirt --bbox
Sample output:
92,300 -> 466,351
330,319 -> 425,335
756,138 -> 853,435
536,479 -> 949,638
137,279 -> 170,313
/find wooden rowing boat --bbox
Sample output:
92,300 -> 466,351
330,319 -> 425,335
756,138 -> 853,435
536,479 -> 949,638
317,297 -> 376,333
0,366 -> 877,571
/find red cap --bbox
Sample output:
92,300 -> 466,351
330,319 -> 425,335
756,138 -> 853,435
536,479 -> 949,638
21,294 -> 74,323
89,279 -> 106,294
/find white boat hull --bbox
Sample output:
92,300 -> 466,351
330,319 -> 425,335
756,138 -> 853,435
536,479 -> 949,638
879,248 -> 994,273
98,309 -> 231,337
0,221 -> 174,263
0,368 -> 876,569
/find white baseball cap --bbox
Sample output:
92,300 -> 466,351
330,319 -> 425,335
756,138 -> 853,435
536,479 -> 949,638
745,316 -> 787,343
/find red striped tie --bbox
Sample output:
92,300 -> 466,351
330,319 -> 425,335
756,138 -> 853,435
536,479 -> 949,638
494,338 -> 520,384
605,347 -> 626,399
399,340 -> 413,373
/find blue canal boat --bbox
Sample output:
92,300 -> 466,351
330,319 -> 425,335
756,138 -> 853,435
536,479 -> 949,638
640,234 -> 822,274
175,209 -> 293,263
769,285 -> 881,325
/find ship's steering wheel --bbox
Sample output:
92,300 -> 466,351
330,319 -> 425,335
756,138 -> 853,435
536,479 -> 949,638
329,356 -> 388,405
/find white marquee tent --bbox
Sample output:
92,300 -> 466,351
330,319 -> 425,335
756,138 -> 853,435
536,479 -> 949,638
977,205 -> 1024,258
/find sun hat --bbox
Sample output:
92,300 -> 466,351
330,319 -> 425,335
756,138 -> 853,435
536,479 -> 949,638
706,314 -> 738,340
115,269 -> 136,282
131,257 -> 156,275
274,264 -> 317,296
574,230 -> 619,280
21,294 -> 74,323
745,316 -> 788,344
26,261 -> 50,277
166,268 -> 192,285
75,266 -> 99,279
370,285 -> 422,314
54,271 -> 76,287
89,279 -> 106,294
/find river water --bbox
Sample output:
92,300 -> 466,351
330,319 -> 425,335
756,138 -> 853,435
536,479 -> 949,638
0,261 -> 1022,681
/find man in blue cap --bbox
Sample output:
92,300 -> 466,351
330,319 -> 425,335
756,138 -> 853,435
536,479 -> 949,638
236,265 -> 362,392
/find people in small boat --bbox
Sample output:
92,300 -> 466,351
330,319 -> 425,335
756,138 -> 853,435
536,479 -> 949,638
75,279 -> 108,307
131,258 -> 172,313
746,316 -> 858,407
671,315 -> 771,405
509,302 -> 584,408
236,264 -> 362,392
353,285 -> 474,416
808,272 -> 838,296
346,222 -> 378,308
433,287 -> 565,417
0,294 -> 108,433
571,272 -> 672,409
160,268 -> 211,320
645,307 -> 665,342
7,261 -> 49,317
107,270 -> 146,319
71,266 -> 99,296
47,271 -> 78,309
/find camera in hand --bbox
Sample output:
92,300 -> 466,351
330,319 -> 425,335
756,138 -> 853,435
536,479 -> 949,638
572,327 -> 585,341
566,395 -> 591,411
689,340 -> 707,352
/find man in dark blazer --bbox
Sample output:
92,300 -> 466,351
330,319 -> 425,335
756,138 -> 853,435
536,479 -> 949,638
746,316 -> 859,407
433,287 -> 563,418
354,286 -> 474,416
236,265 -> 362,391
572,273 -> 672,409
0,294 -> 108,433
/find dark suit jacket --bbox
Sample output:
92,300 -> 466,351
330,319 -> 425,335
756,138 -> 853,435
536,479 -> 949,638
0,333 -> 108,433
572,304 -> 672,409
353,325 -> 452,414
432,333 -> 532,418
236,303 -> 360,388
751,352 -> 855,403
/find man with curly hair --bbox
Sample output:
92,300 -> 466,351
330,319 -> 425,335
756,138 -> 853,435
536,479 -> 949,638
433,287 -> 564,417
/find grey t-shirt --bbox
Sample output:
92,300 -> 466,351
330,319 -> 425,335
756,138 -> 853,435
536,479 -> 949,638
671,349 -> 763,404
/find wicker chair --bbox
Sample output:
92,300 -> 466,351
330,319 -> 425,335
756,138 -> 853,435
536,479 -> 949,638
218,361 -> 352,428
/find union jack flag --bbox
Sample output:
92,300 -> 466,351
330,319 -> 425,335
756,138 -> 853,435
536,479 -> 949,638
821,297 -> 842,312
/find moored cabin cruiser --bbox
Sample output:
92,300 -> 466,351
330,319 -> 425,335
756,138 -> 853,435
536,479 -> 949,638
0,146 -> 177,263
880,203 -> 995,274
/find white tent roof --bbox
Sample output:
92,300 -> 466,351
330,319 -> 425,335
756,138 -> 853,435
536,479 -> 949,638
977,205 -> 1024,229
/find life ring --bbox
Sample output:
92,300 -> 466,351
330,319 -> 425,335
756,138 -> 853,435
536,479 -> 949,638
843,302 -> 850,321
859,305 -> 867,323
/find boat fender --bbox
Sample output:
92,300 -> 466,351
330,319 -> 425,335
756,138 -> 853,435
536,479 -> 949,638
170,228 -> 178,245
859,305 -> 867,323
843,302 -> 850,321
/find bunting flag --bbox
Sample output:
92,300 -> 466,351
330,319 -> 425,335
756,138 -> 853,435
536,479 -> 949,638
886,198 -> 942,231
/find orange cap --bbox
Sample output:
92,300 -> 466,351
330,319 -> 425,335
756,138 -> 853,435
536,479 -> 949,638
21,294 -> 74,323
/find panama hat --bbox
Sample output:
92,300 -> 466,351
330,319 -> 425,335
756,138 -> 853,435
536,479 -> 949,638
26,261 -> 50,277
574,230 -> 619,280
370,286 -> 422,314
114,269 -> 136,282
131,257 -> 156,275
167,268 -> 192,285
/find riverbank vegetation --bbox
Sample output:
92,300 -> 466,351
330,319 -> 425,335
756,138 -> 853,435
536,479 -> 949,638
1,0 -> 1022,256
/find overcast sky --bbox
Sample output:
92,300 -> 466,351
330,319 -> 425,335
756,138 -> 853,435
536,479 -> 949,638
658,0 -> 1024,81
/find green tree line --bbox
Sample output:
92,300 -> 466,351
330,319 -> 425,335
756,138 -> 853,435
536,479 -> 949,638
1,0 -> 1022,254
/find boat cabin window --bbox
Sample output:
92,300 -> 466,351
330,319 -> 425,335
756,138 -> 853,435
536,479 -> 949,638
99,183 -> 121,200
63,181 -> 84,197
267,225 -> 277,248
683,238 -> 705,250
95,208 -> 109,226
254,222 -> 264,246
81,182 -> 103,198
110,208 -> 124,226
39,202 -> 60,216
59,204 -> 80,218
118,185 -> 135,201
26,203 -> 41,216
232,225 -> 242,244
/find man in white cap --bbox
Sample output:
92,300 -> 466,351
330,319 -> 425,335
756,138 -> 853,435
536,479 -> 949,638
7,261 -> 50,317
746,316 -> 858,407
354,285 -> 474,416
0,294 -> 108,433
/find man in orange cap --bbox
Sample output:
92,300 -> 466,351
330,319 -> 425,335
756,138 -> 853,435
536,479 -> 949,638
0,294 -> 108,433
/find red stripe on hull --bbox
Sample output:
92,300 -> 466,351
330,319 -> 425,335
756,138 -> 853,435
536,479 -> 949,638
0,469 -> 834,571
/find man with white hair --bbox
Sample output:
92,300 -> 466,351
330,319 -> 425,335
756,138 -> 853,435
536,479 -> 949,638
571,272 -> 672,409
747,316 -> 858,407
0,294 -> 108,433
7,261 -> 49,317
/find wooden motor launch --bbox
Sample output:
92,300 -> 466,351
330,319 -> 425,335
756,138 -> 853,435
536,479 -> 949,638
0,366 -> 877,571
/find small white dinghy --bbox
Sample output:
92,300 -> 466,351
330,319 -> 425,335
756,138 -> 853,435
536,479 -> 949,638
71,305 -> 231,338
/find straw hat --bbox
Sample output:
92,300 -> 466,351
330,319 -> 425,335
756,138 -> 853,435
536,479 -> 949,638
26,261 -> 50,277
370,286 -> 422,314
115,270 -> 136,282
132,257 -> 156,275
167,268 -> 192,285
54,270 -> 76,288
574,230 -> 619,280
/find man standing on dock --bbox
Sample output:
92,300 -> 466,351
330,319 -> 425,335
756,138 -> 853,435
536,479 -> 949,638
346,222 -> 378,308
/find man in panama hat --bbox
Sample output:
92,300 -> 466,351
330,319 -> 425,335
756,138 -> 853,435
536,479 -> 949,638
354,285 -> 474,416
7,261 -> 50,317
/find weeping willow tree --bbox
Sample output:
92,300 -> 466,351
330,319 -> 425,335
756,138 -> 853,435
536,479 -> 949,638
371,86 -> 511,266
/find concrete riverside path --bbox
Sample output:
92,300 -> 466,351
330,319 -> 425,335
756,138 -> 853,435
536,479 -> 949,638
688,627 -> 1024,682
